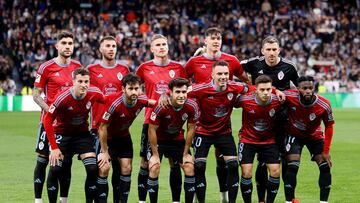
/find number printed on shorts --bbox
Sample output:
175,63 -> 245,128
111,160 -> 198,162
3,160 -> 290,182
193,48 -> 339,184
238,143 -> 244,161
55,134 -> 63,144
194,137 -> 202,147
40,131 -> 46,141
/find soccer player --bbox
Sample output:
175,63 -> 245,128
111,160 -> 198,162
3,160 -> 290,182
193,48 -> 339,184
147,78 -> 199,203
241,35 -> 299,203
43,68 -> 105,203
32,31 -> 81,203
283,76 -> 334,203
185,27 -> 250,202
87,35 -> 130,202
236,75 -> 282,203
135,34 -> 188,203
186,60 -> 253,203
97,73 -> 155,203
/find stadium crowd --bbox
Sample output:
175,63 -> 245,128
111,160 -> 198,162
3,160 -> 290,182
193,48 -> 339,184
0,0 -> 359,94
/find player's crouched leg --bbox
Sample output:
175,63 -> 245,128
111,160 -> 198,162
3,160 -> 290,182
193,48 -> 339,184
182,158 -> 195,203
225,158 -> 239,203
148,155 -> 160,203
95,136 -> 110,203
80,153 -> 98,203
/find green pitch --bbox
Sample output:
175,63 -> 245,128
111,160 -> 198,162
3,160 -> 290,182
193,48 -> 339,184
0,109 -> 359,202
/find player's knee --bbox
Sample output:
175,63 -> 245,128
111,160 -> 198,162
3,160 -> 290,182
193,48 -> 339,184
287,161 -> 300,174
268,165 -> 280,177
194,159 -> 206,174
121,163 -> 132,175
149,163 -> 160,177
318,162 -> 331,188
50,165 -> 62,175
226,159 -> 238,172
182,163 -> 194,176
83,157 -> 98,177
99,164 -> 110,177
318,162 -> 330,174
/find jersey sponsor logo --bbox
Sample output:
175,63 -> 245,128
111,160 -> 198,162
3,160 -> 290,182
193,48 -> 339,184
71,116 -> 85,125
200,64 -> 207,69
150,112 -> 157,121
103,83 -> 118,96
269,108 -> 275,117
35,74 -> 41,83
278,71 -> 284,80
213,105 -> 229,117
117,72 -> 123,80
309,113 -> 316,121
86,101 -> 91,109
102,112 -> 111,120
254,119 -> 269,131
227,93 -> 233,100
182,113 -> 188,121
155,80 -> 168,94
49,104 -> 56,113
258,70 -> 264,74
169,70 -> 175,78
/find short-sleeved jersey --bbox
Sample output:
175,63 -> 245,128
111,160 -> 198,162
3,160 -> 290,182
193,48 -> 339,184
87,62 -> 130,130
135,60 -> 188,124
236,93 -> 282,144
149,99 -> 199,141
241,56 -> 299,90
184,52 -> 244,83
44,87 -> 105,149
101,93 -> 149,139
188,81 -> 249,136
34,58 -> 82,121
285,90 -> 334,140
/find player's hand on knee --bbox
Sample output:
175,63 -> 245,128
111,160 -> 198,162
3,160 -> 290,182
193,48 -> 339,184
183,153 -> 194,164
49,149 -> 64,166
322,153 -> 332,167
149,155 -> 160,170
98,152 -> 111,169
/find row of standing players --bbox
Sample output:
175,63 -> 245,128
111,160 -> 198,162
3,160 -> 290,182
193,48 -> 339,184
32,28 -> 334,203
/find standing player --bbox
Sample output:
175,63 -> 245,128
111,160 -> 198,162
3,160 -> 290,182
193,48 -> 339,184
147,78 -> 199,203
43,68 -> 105,203
97,73 -> 155,203
185,27 -> 249,202
87,35 -> 130,202
187,60 -> 251,203
241,36 -> 299,203
283,76 -> 334,203
135,34 -> 188,203
236,75 -> 282,203
32,31 -> 81,203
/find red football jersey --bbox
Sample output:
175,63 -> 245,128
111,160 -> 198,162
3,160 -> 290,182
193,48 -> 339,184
44,87 -> 105,149
285,90 -> 335,140
34,58 -> 82,121
184,52 -> 244,83
188,81 -> 249,136
87,62 -> 130,130
101,93 -> 149,139
149,99 -> 199,141
236,93 -> 282,144
135,60 -> 188,124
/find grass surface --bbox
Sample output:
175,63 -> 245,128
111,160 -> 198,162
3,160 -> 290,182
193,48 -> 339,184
0,109 -> 359,202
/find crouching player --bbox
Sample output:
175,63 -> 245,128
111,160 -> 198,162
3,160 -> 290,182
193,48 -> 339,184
284,76 -> 334,203
97,73 -> 155,203
147,78 -> 199,203
43,68 -> 105,203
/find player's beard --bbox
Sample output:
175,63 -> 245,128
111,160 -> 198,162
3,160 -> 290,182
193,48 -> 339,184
300,93 -> 315,105
60,51 -> 72,59
103,54 -> 115,62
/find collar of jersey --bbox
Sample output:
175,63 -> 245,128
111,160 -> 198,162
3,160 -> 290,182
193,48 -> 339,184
152,59 -> 171,66
255,95 -> 272,106
203,51 -> 222,60
211,80 -> 227,92
100,61 -> 118,69
70,87 -> 86,100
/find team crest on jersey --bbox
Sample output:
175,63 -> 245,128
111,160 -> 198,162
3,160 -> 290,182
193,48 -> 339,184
269,108 -> 275,117
182,113 -> 188,121
86,101 -> 91,109
35,74 -> 41,83
278,71 -> 284,80
117,72 -> 123,80
150,112 -> 157,121
49,104 -> 56,113
169,70 -> 175,78
309,113 -> 316,121
227,93 -> 233,100
102,112 -> 111,120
